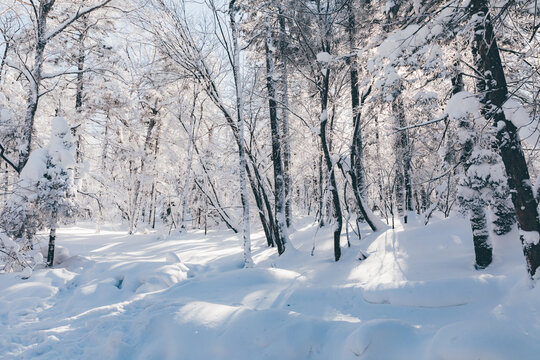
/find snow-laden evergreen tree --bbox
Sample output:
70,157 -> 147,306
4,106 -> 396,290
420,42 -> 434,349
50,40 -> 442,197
457,148 -> 510,269
0,115 -> 76,272
38,116 -> 77,267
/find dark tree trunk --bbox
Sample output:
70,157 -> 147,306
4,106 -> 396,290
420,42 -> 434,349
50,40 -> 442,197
392,96 -> 413,224
320,67 -> 342,261
346,0 -> 374,232
278,6 -> 292,227
19,2 -> 55,171
265,14 -> 288,252
470,0 -> 540,276
452,67 -> 493,269
47,209 -> 58,267
0,38 -> 9,84
47,227 -> 56,267
74,22 -> 87,169
470,205 -> 493,269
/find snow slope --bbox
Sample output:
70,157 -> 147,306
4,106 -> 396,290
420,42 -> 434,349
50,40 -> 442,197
1,216 -> 540,359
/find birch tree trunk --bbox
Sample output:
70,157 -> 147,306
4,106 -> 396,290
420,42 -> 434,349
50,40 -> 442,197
230,0 -> 253,268
129,113 -> 157,235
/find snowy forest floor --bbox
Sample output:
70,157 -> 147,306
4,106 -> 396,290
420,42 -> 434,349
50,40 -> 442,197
2,215 -> 540,360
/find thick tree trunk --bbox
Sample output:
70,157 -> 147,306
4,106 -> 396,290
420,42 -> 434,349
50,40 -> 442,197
470,205 -> 493,269
470,0 -> 540,277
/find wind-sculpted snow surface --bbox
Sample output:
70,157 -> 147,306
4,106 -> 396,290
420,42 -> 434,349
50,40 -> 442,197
1,216 -> 539,359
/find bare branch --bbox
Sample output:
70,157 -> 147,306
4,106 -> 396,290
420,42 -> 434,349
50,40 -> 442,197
45,0 -> 113,42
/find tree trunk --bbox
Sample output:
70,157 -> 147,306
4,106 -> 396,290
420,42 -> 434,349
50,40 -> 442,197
278,6 -> 292,227
470,0 -> 540,277
19,2 -> 54,171
229,1 -> 253,268
470,205 -> 493,269
265,13 -> 289,252
319,65 -> 342,261
47,227 -> 56,267
129,116 -> 157,234
392,95 -> 413,224
347,1 -> 366,202
47,209 -> 58,267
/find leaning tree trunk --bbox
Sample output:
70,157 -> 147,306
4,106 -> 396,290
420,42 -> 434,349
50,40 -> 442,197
470,0 -> 540,277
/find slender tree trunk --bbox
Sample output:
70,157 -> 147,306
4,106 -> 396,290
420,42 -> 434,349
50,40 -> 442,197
3,164 -> 8,207
230,1 -> 253,268
0,39 -> 9,84
129,115 -> 157,234
470,0 -> 540,276
278,6 -> 292,227
74,20 -> 87,172
392,95 -> 413,224
180,112 -> 197,229
347,0 -> 366,201
19,3 -> 54,171
47,210 -> 58,267
319,65 -> 342,261
265,13 -> 289,252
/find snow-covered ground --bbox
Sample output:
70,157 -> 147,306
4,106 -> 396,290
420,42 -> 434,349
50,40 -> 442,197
1,216 -> 540,359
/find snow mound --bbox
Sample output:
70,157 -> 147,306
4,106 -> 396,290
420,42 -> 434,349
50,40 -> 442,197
427,320 -> 540,360
361,276 -> 500,307
134,263 -> 189,293
341,320 -> 421,360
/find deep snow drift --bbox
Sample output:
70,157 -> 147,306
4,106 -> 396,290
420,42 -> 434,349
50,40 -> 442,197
1,216 -> 540,359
